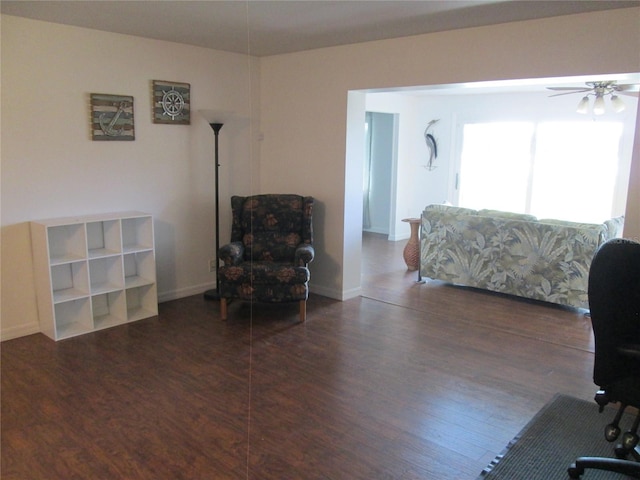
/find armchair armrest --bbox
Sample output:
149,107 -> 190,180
295,244 -> 315,266
219,241 -> 244,266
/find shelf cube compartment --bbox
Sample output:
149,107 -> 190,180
54,298 -> 92,339
123,251 -> 156,288
92,291 -> 126,329
87,220 -> 121,258
126,284 -> 158,321
47,224 -> 86,264
89,256 -> 124,295
122,216 -> 153,253
51,261 -> 90,303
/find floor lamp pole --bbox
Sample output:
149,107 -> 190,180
204,122 -> 224,301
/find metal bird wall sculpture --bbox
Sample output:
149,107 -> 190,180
424,119 -> 439,171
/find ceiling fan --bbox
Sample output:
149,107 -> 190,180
547,80 -> 639,115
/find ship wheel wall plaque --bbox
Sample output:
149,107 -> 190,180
90,93 -> 135,141
152,80 -> 190,125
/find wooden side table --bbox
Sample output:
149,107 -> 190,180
401,218 -> 421,271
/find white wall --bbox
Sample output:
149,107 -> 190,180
364,89 -> 638,229
2,8 -> 640,338
259,8 -> 640,300
0,15 -> 259,340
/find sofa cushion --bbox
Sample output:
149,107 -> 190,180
424,204 -> 478,216
604,216 -> 625,240
478,209 -> 537,222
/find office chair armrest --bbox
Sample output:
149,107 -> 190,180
295,244 -> 315,266
219,241 -> 245,265
617,344 -> 640,359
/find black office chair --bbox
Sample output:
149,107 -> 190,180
568,238 -> 640,479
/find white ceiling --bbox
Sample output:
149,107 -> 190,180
3,0 -> 639,97
2,0 -> 639,57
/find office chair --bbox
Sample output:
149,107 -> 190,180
568,238 -> 640,479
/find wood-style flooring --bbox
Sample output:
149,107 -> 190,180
1,232 -> 599,479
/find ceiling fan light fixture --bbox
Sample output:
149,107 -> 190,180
593,95 -> 606,115
610,95 -> 626,113
551,80 -> 638,115
576,96 -> 590,114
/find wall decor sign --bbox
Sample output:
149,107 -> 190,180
152,80 -> 190,125
90,93 -> 135,141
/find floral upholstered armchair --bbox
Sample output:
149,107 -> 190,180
217,194 -> 314,321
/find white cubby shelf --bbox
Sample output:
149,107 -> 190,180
31,212 -> 158,340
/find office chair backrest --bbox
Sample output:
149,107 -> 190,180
588,238 -> 640,390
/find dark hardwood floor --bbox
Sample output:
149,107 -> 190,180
1,232 -> 599,479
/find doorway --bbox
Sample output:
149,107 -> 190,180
363,111 -> 397,237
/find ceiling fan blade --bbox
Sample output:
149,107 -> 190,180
548,90 -> 591,97
614,84 -> 640,92
618,91 -> 639,97
546,86 -> 591,91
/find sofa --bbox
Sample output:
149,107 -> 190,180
419,204 -> 624,309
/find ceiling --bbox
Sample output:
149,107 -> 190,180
2,0 -> 639,57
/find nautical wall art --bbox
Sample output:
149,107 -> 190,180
90,93 -> 135,141
152,80 -> 190,125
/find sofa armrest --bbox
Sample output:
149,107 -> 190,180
219,241 -> 244,265
295,244 -> 315,266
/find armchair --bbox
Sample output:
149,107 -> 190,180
217,194 -> 314,322
568,238 -> 640,478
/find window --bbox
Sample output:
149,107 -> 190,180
457,121 -> 624,223
531,122 -> 622,222
458,122 -> 534,214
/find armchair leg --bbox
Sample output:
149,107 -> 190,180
220,298 -> 227,320
299,300 -> 306,322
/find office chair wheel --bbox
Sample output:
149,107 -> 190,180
615,445 -> 631,459
622,432 -> 639,451
568,463 -> 583,478
606,423 -> 622,441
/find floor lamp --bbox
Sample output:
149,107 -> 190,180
204,122 -> 224,301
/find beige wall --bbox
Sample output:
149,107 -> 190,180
259,8 -> 640,299
2,8 -> 640,339
0,15 -> 259,339
624,98 -> 640,241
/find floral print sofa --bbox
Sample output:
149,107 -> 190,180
419,204 -> 624,309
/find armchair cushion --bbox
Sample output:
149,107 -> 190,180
231,194 -> 314,262
219,262 -> 310,302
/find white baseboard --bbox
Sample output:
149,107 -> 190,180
363,227 -> 389,235
2,282 -> 361,341
310,284 -> 361,301
388,233 -> 409,242
157,281 -> 216,303
1,321 -> 41,341
363,229 -> 409,242
160,282 -> 362,304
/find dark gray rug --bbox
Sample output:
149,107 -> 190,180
478,393 -> 638,480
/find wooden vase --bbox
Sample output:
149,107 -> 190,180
402,218 -> 421,271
